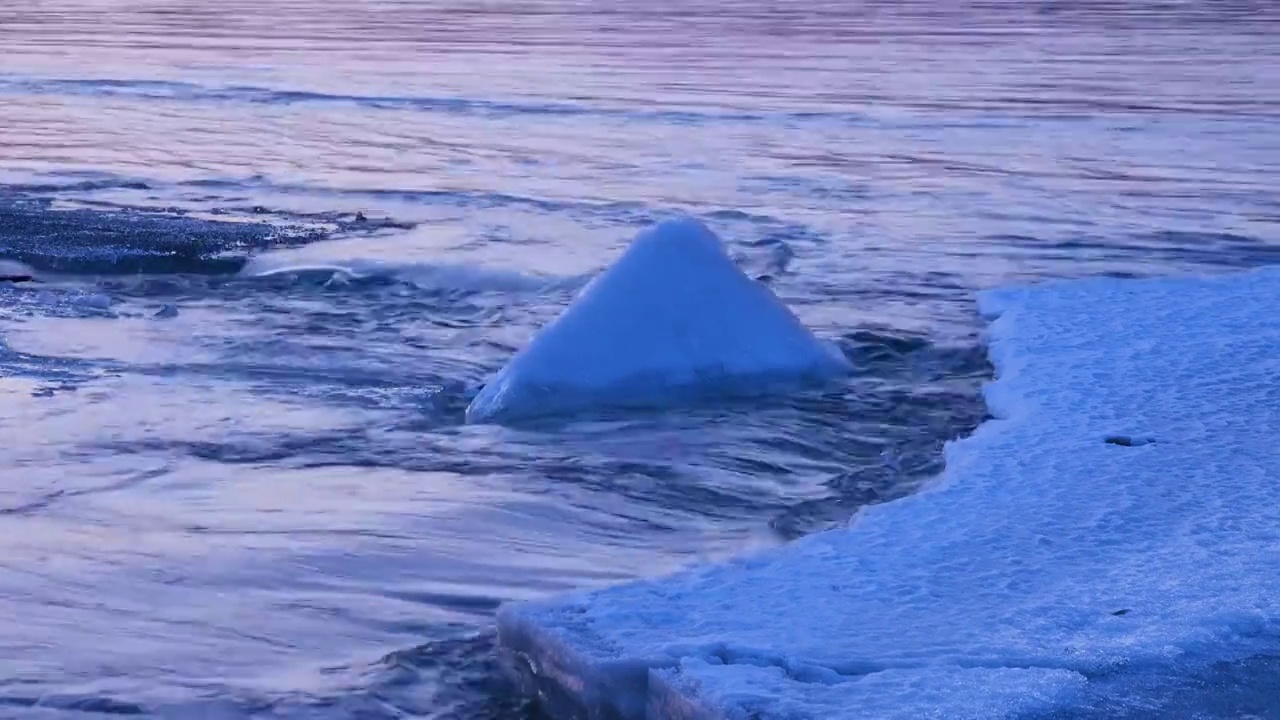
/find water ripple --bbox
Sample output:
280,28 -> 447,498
2,2 -> 1280,719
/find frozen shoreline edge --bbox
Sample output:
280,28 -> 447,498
494,265 -> 1280,720
490,279 -> 1025,720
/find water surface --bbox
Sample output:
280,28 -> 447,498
1,2 -> 1279,718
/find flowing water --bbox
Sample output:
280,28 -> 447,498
1,2 -> 1278,718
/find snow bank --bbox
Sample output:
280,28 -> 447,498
466,217 -> 850,423
497,265 -> 1280,719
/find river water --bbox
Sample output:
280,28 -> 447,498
1,2 -> 1278,718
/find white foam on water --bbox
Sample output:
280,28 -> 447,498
465,217 -> 850,423
241,242 -> 563,294
497,265 -> 1280,719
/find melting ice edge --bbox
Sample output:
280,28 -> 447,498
496,264 -> 1280,720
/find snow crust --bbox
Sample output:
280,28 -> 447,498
497,265 -> 1280,718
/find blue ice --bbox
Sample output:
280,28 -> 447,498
497,265 -> 1280,719
465,217 -> 850,423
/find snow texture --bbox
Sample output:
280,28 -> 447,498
465,217 -> 850,423
497,265 -> 1280,719
649,661 -> 1085,720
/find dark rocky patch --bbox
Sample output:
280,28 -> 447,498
0,200 -> 324,275
1105,435 -> 1155,447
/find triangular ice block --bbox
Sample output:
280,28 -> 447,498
464,217 -> 851,423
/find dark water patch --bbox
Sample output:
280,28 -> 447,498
93,274 -> 211,299
184,525 -> 415,542
143,360 -> 463,415
81,330 -> 992,546
194,179 -> 655,218
770,333 -> 992,539
3,183 -> 415,247
110,429 -> 399,468
991,230 -> 1280,271
0,465 -> 170,516
381,590 -> 505,617
3,179 -> 152,194
0,75 -> 873,126
6,172 -> 822,250
0,633 -> 533,720
0,694 -> 146,716
0,336 -> 115,388
360,633 -> 536,720
0,201 -> 326,274
216,205 -> 418,234
241,632 -> 536,720
841,329 -> 933,362
1103,435 -> 1156,447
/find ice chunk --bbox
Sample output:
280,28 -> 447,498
497,265 -> 1280,719
466,217 -> 850,423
